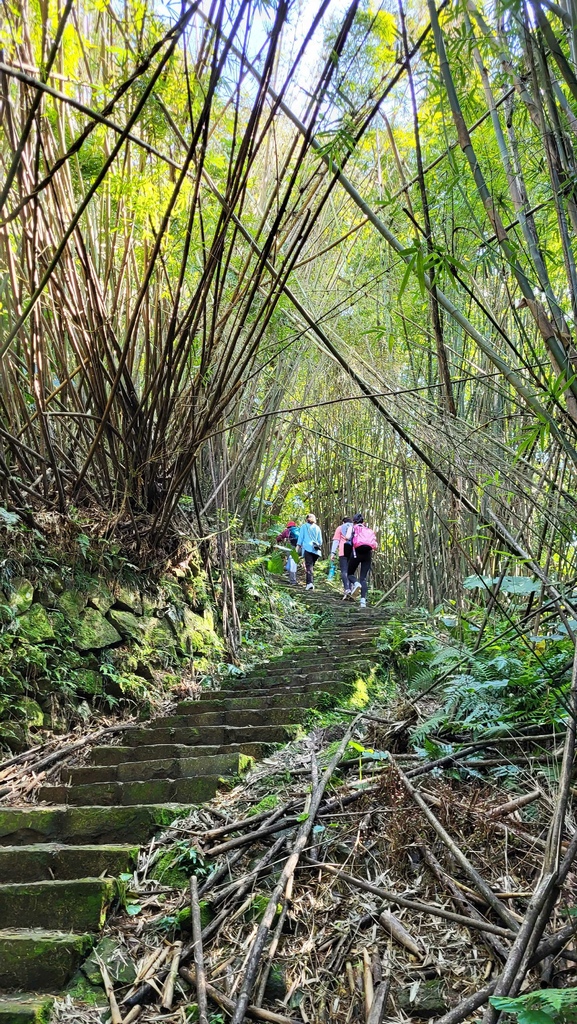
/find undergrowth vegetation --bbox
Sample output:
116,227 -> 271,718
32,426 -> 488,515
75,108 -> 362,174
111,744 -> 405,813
378,611 -> 574,745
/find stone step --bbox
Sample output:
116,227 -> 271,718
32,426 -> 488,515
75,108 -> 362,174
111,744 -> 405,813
199,679 -> 349,700
0,843 -> 138,882
90,741 -> 267,766
0,878 -> 114,931
67,751 -> 243,786
39,774 -> 222,807
188,689 -> 335,712
93,741 -> 268,765
159,707 -> 304,729
0,995 -> 55,1023
0,930 -> 93,990
245,661 -> 375,682
0,804 -> 191,846
124,723 -> 297,748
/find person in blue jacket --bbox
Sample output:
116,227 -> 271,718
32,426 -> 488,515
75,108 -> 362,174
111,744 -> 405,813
296,513 -> 323,590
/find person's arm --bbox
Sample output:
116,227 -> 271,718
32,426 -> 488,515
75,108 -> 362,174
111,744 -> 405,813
296,525 -> 305,550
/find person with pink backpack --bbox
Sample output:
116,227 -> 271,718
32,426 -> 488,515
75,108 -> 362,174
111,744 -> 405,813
347,513 -> 378,607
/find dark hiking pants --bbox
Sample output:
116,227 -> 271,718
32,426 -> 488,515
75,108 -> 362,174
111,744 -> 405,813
347,546 -> 372,598
339,554 -> 350,592
304,550 -> 319,585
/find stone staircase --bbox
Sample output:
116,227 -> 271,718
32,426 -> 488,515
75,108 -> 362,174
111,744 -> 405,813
0,583 -> 388,1022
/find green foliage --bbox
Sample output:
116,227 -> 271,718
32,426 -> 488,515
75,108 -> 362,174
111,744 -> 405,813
379,616 -> 573,742
489,988 -> 577,1024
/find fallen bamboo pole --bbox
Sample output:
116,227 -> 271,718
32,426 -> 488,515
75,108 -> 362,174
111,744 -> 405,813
190,876 -> 208,1024
180,967 -> 299,1024
228,719 -> 362,1024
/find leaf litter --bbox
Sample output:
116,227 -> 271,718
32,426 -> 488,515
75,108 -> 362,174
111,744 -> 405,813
50,702 -> 577,1024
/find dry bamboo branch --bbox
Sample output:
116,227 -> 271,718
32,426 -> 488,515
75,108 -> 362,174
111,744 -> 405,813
99,959 -> 123,1024
378,911 -> 422,957
190,876 -> 208,1024
228,719 -> 361,1024
366,980 -> 390,1024
180,967 -> 299,1023
395,763 -> 519,930
161,941 -> 182,1011
308,861 -> 515,937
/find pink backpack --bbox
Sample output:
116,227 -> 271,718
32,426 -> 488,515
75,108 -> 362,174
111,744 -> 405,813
352,524 -> 377,550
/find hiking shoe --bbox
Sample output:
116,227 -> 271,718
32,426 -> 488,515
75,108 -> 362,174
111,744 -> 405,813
350,582 -> 361,597
360,598 -> 367,608
342,590 -> 352,600
306,583 -> 314,591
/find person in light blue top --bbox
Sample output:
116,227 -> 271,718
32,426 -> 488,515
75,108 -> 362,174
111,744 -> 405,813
296,513 -> 323,590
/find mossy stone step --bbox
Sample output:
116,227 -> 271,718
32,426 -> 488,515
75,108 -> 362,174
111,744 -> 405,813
159,707 -> 305,729
0,878 -> 115,931
124,723 -> 298,748
0,842 -> 138,882
91,741 -> 269,765
0,995 -> 54,1023
181,689 -> 336,713
39,774 -> 222,807
0,930 -> 93,990
245,662 -> 375,682
198,679 -> 349,700
66,751 -> 244,786
0,804 -> 190,845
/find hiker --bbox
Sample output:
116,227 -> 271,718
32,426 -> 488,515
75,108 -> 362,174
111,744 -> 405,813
296,513 -> 323,590
330,516 -> 354,598
347,513 -> 378,608
276,520 -> 299,584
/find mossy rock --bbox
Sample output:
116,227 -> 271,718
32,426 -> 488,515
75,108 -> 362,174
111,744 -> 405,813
16,604 -> 54,642
140,617 -> 179,662
66,970 -> 108,1006
397,980 -> 448,1018
8,578 -> 34,615
57,588 -> 87,619
71,669 -> 104,696
0,721 -> 28,752
176,901 -> 213,932
86,579 -> 114,614
151,850 -> 190,889
73,608 -> 121,650
178,607 -> 221,655
114,584 -> 142,615
108,609 -> 144,641
14,697 -> 44,728
81,937 -> 136,987
265,964 -> 288,1002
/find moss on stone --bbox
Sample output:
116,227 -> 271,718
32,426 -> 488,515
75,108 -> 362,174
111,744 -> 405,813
151,850 -> 190,888
57,588 -> 87,619
15,697 -> 44,728
7,578 -> 34,615
249,794 -> 279,816
73,608 -> 121,650
16,604 -> 54,642
108,609 -> 144,640
0,996 -> 55,1023
66,970 -> 108,1006
0,930 -> 93,990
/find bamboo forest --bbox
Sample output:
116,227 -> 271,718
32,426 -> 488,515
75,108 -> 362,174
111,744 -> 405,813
5,0 -> 577,1021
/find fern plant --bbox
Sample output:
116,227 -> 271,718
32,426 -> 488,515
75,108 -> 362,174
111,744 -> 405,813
490,987 -> 577,1024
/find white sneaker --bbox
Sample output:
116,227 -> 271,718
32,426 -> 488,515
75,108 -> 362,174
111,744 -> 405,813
306,583 -> 314,591
360,598 -> 367,608
342,590 -> 351,601
350,581 -> 361,597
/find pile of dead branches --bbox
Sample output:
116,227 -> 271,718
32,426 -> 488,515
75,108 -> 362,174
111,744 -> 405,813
52,690 -> 577,1024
